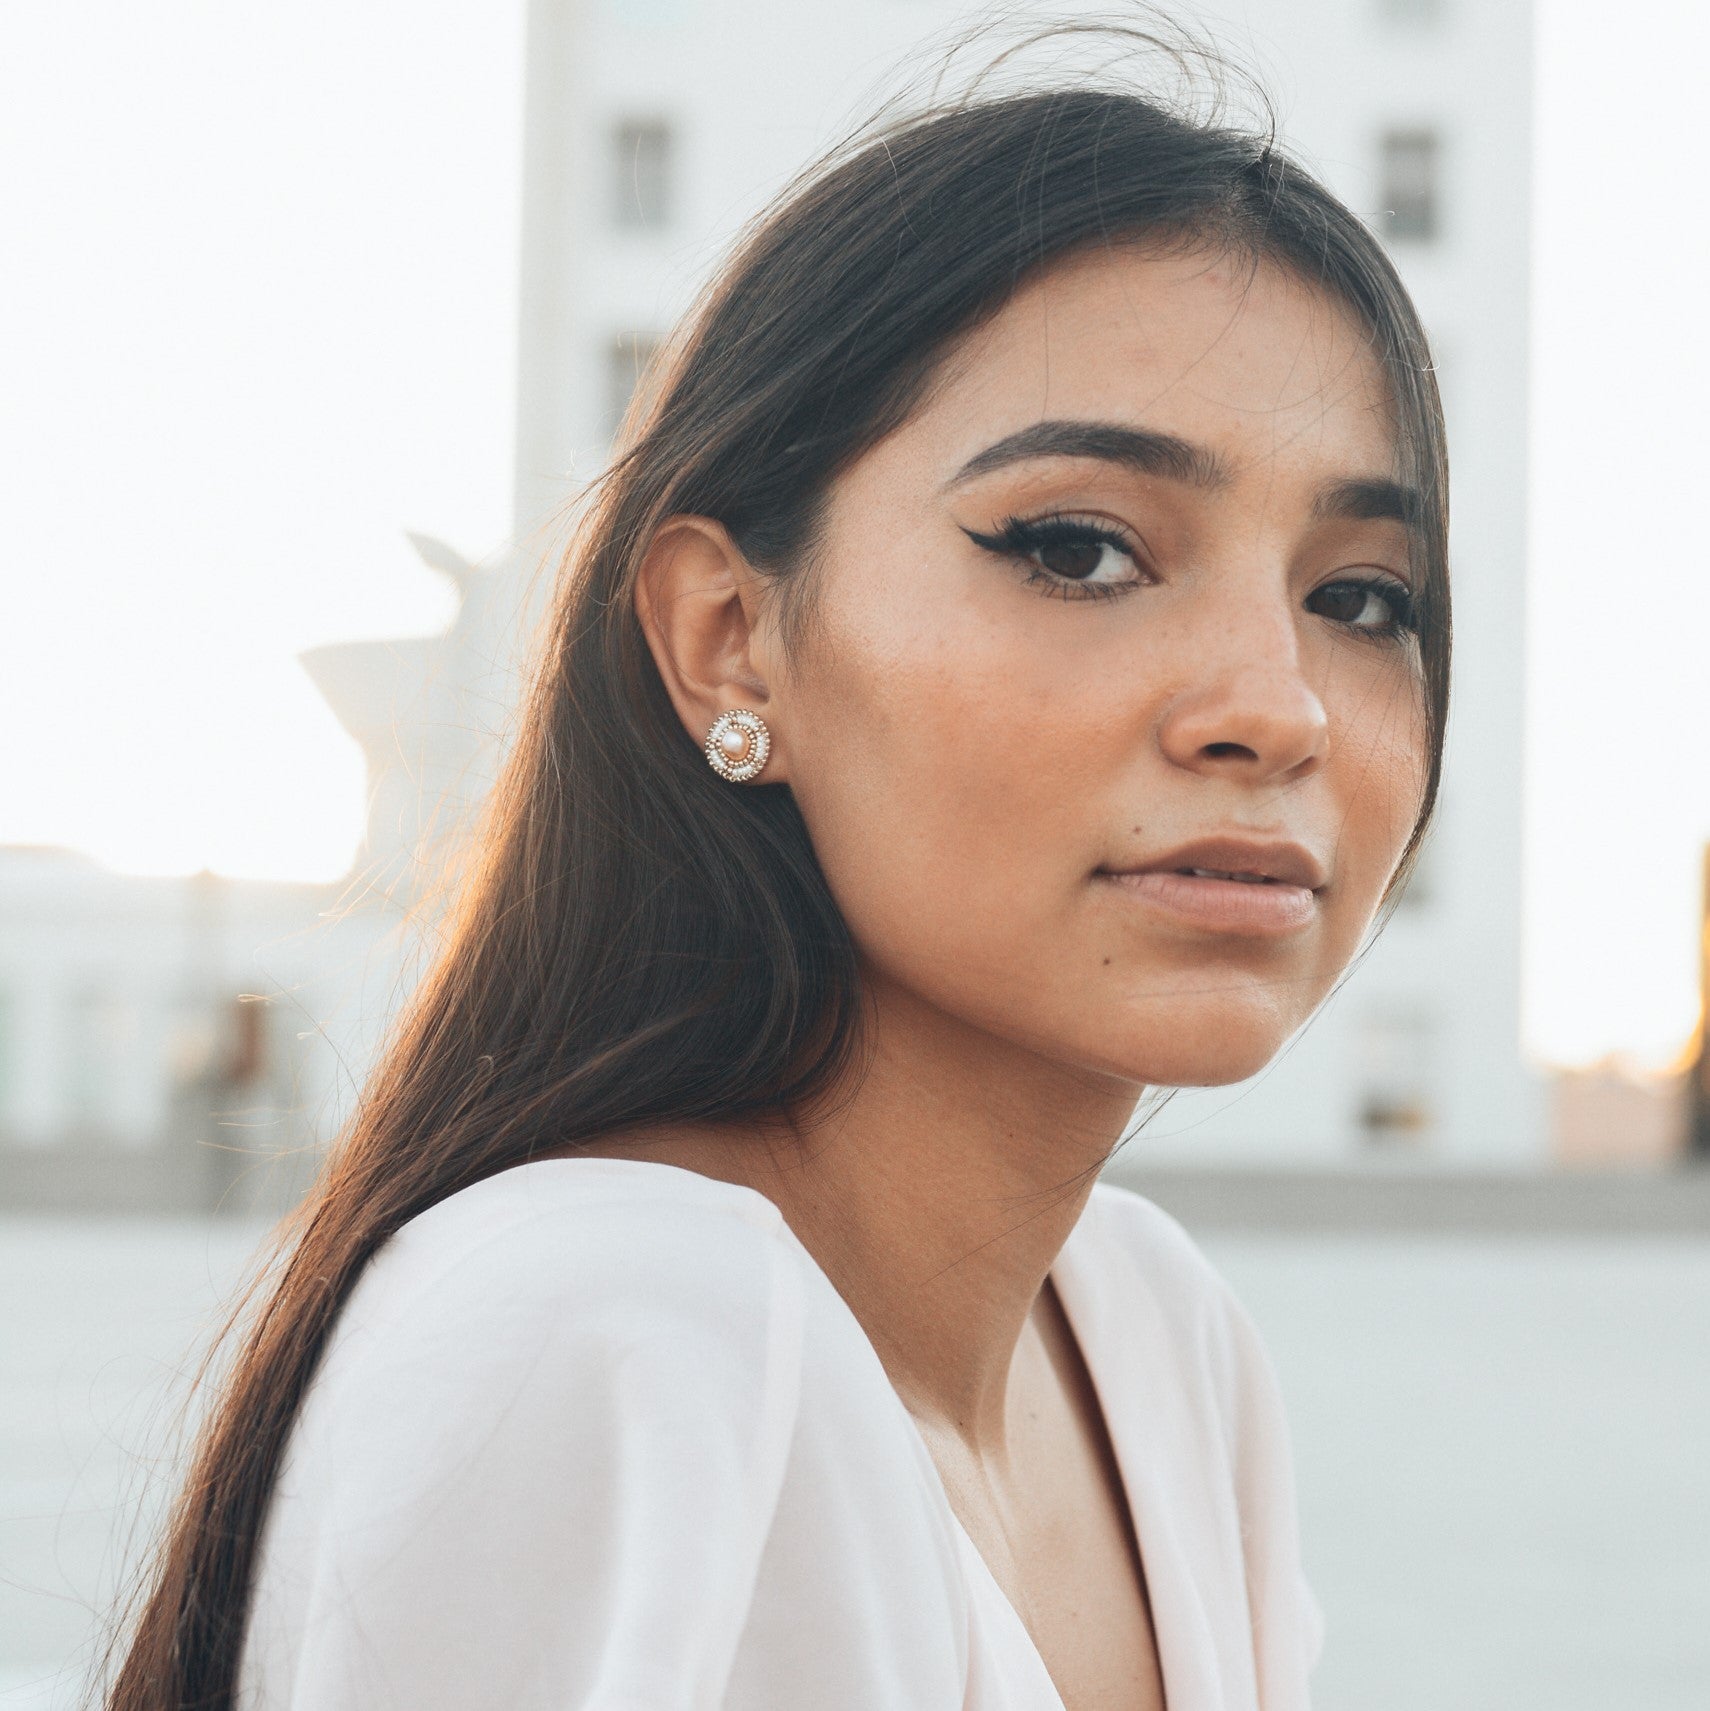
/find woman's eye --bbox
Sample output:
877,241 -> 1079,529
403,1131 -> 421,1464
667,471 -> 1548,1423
962,515 -> 1145,599
1031,536 -> 1132,583
1307,577 -> 1416,638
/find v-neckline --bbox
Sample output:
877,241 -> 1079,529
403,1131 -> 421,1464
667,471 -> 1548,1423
511,1156 -> 1188,1708
768,1185 -> 1178,1711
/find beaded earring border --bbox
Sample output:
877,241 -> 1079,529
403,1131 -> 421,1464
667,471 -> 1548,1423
704,709 -> 771,783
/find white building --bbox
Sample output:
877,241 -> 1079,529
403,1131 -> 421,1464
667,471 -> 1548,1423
0,535 -> 508,1214
498,0 -> 1543,1164
0,847 -> 383,1211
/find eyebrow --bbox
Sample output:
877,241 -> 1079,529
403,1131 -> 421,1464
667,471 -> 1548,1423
943,419 -> 1231,490
1312,476 -> 1423,531
945,417 -> 1424,531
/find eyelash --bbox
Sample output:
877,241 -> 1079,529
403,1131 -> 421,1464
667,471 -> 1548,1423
964,512 -> 1421,641
1309,575 -> 1419,642
962,514 -> 1146,603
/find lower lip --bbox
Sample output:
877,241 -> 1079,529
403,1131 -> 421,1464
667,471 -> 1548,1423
1099,869 -> 1319,934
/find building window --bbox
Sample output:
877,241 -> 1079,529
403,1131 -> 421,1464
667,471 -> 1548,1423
63,987 -> 137,1137
605,332 -> 663,439
611,118 -> 673,229
1379,128 -> 1440,242
1356,1008 -> 1436,1145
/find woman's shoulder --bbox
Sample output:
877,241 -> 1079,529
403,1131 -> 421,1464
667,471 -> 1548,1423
1081,1177 -> 1231,1302
1078,1181 -> 1327,1679
245,1161 -> 825,1708
347,1156 -> 800,1334
1078,1178 -> 1284,1400
385,1151 -> 795,1260
304,1158 -> 814,1451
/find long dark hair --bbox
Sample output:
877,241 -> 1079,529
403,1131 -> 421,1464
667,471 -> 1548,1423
107,34 -> 1449,1710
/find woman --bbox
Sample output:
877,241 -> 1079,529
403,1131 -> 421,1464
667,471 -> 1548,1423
110,51 -> 1445,1711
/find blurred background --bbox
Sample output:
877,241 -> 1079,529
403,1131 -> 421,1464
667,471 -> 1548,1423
3,0 -> 1707,1706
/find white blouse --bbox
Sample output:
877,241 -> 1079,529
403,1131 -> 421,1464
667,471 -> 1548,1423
237,1157 -> 1324,1710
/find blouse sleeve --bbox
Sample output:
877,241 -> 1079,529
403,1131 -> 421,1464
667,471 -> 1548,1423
242,1192 -> 807,1711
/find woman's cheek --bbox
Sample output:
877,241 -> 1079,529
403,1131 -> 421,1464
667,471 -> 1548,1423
791,700 -> 1075,998
1350,683 -> 1429,850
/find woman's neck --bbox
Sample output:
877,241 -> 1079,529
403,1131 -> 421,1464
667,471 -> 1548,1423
582,970 -> 1141,1456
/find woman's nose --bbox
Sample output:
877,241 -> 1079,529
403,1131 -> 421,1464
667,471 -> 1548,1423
1156,620 -> 1331,784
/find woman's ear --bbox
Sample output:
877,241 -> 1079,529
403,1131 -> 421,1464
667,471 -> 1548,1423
633,516 -> 789,782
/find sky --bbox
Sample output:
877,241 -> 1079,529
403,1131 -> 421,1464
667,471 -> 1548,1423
2,0 -> 1706,1071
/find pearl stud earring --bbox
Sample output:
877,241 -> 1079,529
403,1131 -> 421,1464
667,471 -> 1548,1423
704,710 -> 771,783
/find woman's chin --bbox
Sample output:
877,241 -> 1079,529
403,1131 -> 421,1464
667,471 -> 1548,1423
1104,1025 -> 1296,1091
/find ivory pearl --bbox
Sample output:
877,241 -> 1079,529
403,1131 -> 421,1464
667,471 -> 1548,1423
719,726 -> 749,758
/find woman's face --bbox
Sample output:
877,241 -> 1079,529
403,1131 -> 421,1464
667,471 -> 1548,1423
769,243 -> 1429,1089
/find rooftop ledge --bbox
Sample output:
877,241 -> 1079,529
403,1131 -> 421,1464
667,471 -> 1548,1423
1102,1158 -> 1710,1236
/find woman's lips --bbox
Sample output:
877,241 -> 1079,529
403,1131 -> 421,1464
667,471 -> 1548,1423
1098,867 -> 1319,934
